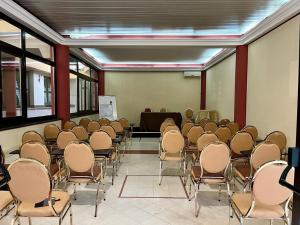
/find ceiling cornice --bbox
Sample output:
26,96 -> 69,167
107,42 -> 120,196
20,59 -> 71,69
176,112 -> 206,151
204,48 -> 236,71
1,0 -> 299,70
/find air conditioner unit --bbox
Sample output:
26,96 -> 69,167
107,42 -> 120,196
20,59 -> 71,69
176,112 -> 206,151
183,71 -> 201,77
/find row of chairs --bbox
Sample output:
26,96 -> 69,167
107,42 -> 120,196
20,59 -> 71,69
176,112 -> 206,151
158,118 -> 292,224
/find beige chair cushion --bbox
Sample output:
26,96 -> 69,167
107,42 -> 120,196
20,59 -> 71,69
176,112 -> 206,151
232,192 -> 284,218
18,191 -> 70,217
0,191 -> 13,210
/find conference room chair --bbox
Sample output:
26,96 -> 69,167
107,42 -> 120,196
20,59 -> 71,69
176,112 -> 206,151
204,121 -> 218,133
199,118 -> 210,128
193,132 -> 219,163
227,122 -> 240,137
230,160 -> 294,225
22,130 -> 45,145
184,108 -> 194,120
119,118 -> 129,129
87,120 -> 101,134
242,125 -> 258,142
90,131 -> 117,185
20,142 -> 62,187
230,131 -> 254,161
99,118 -> 110,126
190,142 -> 231,217
162,125 -> 180,136
181,122 -> 194,138
215,126 -> 232,144
64,142 -> 104,217
159,130 -> 185,185
72,126 -> 89,142
160,121 -> 174,134
44,124 -> 60,143
265,131 -> 287,158
186,125 -> 204,150
234,142 -> 281,191
8,158 -> 72,225
164,118 -> 176,124
57,131 -> 78,151
79,118 -> 91,130
100,125 -> 117,139
110,121 -> 124,134
181,118 -> 193,127
63,121 -> 77,131
218,118 -> 230,126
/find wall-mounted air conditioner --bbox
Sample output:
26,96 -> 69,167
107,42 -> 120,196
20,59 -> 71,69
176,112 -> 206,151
183,71 -> 201,78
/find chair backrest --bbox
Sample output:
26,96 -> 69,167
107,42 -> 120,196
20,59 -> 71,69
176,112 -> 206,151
8,158 -> 51,204
185,108 -> 194,119
187,126 -> 204,145
160,121 -> 174,133
87,120 -> 101,133
22,131 -> 45,145
218,119 -> 230,126
200,142 -> 230,175
227,122 -> 240,136
265,131 -> 287,154
57,131 -> 78,150
250,142 -> 281,171
199,118 -> 210,128
64,120 -> 77,131
64,143 -> 94,173
79,118 -> 90,129
99,118 -> 110,126
197,132 -> 219,151
160,108 -> 167,112
230,131 -> 254,155
0,145 -> 5,164
163,125 -> 179,136
215,126 -> 232,144
20,142 -> 50,168
162,130 -> 184,154
204,122 -> 218,133
181,122 -> 194,137
72,126 -> 89,141
252,161 -> 294,206
110,121 -> 124,133
44,124 -> 60,140
89,131 -> 112,150
119,118 -> 129,128
242,125 -> 258,141
164,118 -> 175,124
100,125 -> 116,139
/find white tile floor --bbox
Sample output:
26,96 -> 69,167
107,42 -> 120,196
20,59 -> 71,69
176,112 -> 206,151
1,138 -> 290,225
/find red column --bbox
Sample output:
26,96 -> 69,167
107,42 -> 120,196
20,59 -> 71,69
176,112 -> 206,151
55,45 -> 70,127
200,70 -> 206,110
98,70 -> 105,96
234,45 -> 248,128
2,69 -> 16,117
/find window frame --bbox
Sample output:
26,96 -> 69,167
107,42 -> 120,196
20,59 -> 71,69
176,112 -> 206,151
69,54 -> 99,117
0,12 -> 57,130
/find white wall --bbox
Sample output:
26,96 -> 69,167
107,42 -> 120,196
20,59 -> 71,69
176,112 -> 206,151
206,54 -> 236,121
246,15 -> 300,146
105,71 -> 200,124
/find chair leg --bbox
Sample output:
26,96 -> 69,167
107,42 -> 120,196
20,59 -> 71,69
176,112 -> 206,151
159,160 -> 163,185
95,182 -> 101,217
69,203 -> 73,225
270,219 -> 273,225
28,217 -> 32,225
112,163 -> 115,186
218,184 -> 221,202
73,184 -> 77,200
11,215 -> 19,225
194,184 -> 200,217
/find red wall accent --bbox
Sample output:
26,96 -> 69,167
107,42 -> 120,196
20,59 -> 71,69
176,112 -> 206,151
234,45 -> 248,128
200,70 -> 206,110
98,70 -> 105,96
55,45 -> 70,127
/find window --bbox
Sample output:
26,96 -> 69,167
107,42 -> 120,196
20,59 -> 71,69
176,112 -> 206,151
0,14 -> 56,129
0,19 -> 21,48
26,58 -> 55,118
25,33 -> 54,61
69,55 -> 98,115
1,52 -> 22,118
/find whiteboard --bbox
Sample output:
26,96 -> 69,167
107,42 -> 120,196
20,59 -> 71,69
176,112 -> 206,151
99,95 -> 117,121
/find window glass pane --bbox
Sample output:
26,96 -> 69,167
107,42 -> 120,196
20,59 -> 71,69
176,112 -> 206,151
91,69 -> 98,80
70,57 -> 77,71
78,62 -> 90,76
86,81 -> 91,110
70,73 -> 77,113
25,33 -> 54,61
0,19 -> 21,48
1,52 -> 22,117
79,78 -> 85,111
91,82 -> 98,111
26,58 -> 55,118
